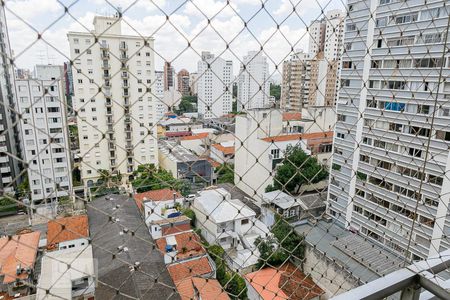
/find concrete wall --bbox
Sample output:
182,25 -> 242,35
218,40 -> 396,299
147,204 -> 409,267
302,243 -> 361,298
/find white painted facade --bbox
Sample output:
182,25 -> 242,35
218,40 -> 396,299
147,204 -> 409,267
154,70 -> 165,121
142,197 -> 184,226
237,51 -> 270,110
197,52 -> 233,119
68,16 -> 158,186
15,66 -> 72,204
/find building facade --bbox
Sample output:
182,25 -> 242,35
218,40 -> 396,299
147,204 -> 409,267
164,61 -> 176,91
328,0 -> 450,260
15,65 -> 72,204
189,72 -> 198,95
0,6 -> 21,196
68,15 -> 158,187
197,51 -> 233,119
177,68 -> 190,96
237,51 -> 270,110
280,51 -> 311,111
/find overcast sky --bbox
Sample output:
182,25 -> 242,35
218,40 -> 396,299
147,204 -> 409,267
5,0 -> 343,79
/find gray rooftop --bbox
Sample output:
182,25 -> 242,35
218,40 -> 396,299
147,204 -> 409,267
87,194 -> 179,300
159,139 -> 202,163
217,183 -> 261,216
298,193 -> 327,210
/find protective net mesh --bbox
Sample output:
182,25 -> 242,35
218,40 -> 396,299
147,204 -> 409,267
0,0 -> 449,299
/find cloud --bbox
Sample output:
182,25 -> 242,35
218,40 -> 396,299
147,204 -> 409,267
183,0 -> 238,19
5,0 -> 62,22
89,0 -> 166,12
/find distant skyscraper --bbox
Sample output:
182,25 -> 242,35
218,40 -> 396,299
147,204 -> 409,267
0,6 -> 22,195
154,70 -> 166,121
68,15 -> 158,186
197,52 -> 233,119
309,10 -> 344,61
329,2 -> 449,260
177,69 -> 190,96
237,51 -> 270,110
280,51 -> 310,111
164,62 -> 175,91
189,72 -> 198,95
15,65 -> 72,205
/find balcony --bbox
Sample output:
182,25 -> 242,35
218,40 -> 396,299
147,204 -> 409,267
119,43 -> 128,50
121,72 -> 128,79
105,100 -> 112,107
101,52 -> 110,59
124,101 -> 130,108
106,125 -> 114,133
0,146 -> 7,153
100,42 -> 109,49
125,126 -> 132,132
108,143 -> 116,150
120,55 -> 128,62
124,117 -> 131,124
101,63 -> 110,70
125,143 -> 133,150
0,166 -> 10,173
126,150 -> 133,157
122,91 -> 129,97
103,73 -> 111,80
2,176 -> 12,183
122,81 -> 129,88
103,89 -> 112,97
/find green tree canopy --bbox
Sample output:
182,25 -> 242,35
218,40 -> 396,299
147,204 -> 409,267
216,163 -> 234,184
266,146 -> 328,194
270,83 -> 281,101
131,164 -> 190,195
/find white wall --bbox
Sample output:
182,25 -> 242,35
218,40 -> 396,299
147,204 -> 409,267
143,198 -> 184,224
58,238 -> 89,251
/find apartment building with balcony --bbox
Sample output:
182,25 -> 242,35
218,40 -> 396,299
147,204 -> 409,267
329,0 -> 450,260
68,15 -> 158,187
237,51 -> 270,110
15,65 -> 72,204
0,6 -> 21,195
197,52 -> 233,119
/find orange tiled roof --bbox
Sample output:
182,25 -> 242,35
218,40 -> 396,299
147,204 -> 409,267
134,189 -> 182,210
0,231 -> 40,284
176,277 -> 230,300
206,157 -> 221,168
244,264 -> 324,300
211,143 -> 235,155
47,215 -> 89,248
282,112 -> 302,121
179,132 -> 209,141
167,256 -> 212,283
156,232 -> 205,260
261,131 -> 333,143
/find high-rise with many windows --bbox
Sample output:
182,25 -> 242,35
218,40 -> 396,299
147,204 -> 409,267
197,52 -> 233,119
329,0 -> 450,260
15,65 -> 72,204
68,15 -> 158,187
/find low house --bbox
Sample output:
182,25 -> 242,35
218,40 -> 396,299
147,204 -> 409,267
176,277 -> 230,300
179,133 -> 210,156
156,231 -> 206,264
167,256 -> 217,299
36,245 -> 96,300
192,188 -> 270,271
134,188 -> 184,225
149,215 -> 192,239
47,215 -> 90,251
159,139 -> 213,188
261,191 -> 327,227
244,264 -> 324,300
211,141 -> 235,164
0,231 -> 40,297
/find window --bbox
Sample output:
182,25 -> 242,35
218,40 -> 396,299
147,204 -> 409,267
417,105 -> 430,114
337,132 -> 345,139
241,219 -> 249,225
391,13 -> 418,24
421,8 -> 443,20
376,17 -> 387,27
73,38 -> 79,44
341,79 -> 350,87
270,148 -> 280,159
74,49 -> 80,54
342,61 -> 353,69
386,36 -> 414,47
346,23 -> 356,31
417,33 -> 442,44
435,130 -> 450,141
337,114 -> 346,122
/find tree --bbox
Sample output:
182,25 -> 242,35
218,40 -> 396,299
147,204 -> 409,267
270,83 -> 281,101
268,146 -> 328,194
98,169 -> 121,188
216,164 -> 234,184
176,98 -> 194,114
131,164 -> 191,195
182,208 -> 196,227
17,176 -> 30,198
0,196 -> 18,213
254,236 -> 288,269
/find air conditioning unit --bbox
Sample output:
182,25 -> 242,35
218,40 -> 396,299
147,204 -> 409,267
322,214 -> 333,223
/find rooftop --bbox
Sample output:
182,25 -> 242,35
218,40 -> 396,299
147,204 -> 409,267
217,183 -> 261,216
167,256 -> 213,283
159,139 -> 202,162
282,112 -> 302,121
151,215 -> 190,225
194,188 -> 256,223
87,194 -> 178,299
211,142 -> 235,155
156,231 -> 206,260
0,231 -> 40,284
134,188 -> 182,210
47,215 -> 89,248
179,132 -> 209,141
262,190 -> 327,210
36,245 -> 95,300
176,277 -> 230,300
245,264 -> 324,300
261,131 -> 333,143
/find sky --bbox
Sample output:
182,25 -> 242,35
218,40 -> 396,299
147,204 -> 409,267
5,0 -> 343,79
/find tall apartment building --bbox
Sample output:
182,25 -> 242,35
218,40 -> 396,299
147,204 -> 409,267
177,69 -> 190,96
197,52 -> 233,119
154,70 -> 166,121
68,15 -> 157,187
281,10 -> 344,111
237,51 -> 270,110
329,1 -> 450,260
189,72 -> 198,95
280,51 -> 311,111
0,6 -> 21,195
15,65 -> 72,204
164,62 -> 175,91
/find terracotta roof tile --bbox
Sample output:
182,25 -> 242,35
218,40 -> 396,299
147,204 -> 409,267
244,264 -> 324,300
179,132 -> 209,141
0,231 -> 40,284
282,112 -> 302,121
261,131 -> 333,143
211,143 -> 235,155
47,215 -> 89,248
156,232 -> 205,260
192,277 -> 230,300
134,189 -> 182,211
167,257 -> 212,283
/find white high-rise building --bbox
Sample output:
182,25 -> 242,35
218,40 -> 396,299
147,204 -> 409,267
237,51 -> 270,110
0,6 -> 21,195
197,52 -> 233,119
329,1 -> 450,261
308,10 -> 344,61
15,65 -> 72,204
68,15 -> 158,187
154,70 -> 165,121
